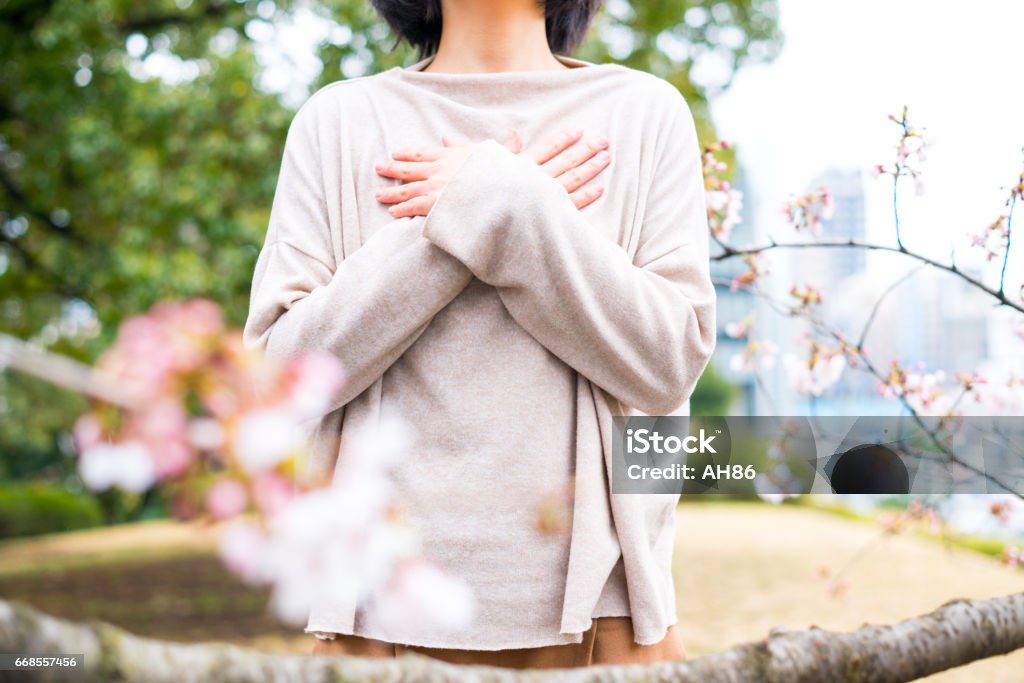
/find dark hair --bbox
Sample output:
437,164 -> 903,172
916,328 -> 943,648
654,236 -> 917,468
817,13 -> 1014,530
368,0 -> 604,60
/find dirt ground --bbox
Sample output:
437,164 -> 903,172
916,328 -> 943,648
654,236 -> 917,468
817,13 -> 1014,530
0,502 -> 1021,680
674,500 -> 1024,682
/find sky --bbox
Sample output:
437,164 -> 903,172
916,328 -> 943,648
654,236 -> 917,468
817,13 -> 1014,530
710,0 -> 1024,283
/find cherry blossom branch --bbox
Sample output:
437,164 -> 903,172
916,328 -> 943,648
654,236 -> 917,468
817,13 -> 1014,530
0,332 -> 141,407
709,113 -> 1022,316
711,239 -> 1024,314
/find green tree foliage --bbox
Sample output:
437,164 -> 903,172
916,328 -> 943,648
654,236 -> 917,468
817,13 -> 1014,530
0,480 -> 104,538
0,0 -> 779,480
690,362 -> 735,416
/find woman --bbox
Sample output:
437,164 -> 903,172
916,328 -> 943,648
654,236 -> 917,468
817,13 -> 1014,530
242,0 -> 716,669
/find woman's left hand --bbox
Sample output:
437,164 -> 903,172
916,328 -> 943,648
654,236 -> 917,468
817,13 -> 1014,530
373,131 -> 517,219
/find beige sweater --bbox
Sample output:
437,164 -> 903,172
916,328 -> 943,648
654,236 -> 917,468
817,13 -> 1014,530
242,53 -> 716,649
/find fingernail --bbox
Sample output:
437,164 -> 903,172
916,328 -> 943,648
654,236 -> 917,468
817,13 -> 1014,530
595,137 -> 608,148
596,150 -> 610,162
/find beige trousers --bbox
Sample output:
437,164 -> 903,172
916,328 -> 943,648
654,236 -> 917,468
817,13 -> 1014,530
311,617 -> 687,669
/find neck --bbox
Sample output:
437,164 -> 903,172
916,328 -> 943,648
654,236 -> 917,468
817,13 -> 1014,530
425,0 -> 566,73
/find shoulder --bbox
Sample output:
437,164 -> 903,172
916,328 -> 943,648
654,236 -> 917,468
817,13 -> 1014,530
599,63 -> 698,148
589,62 -> 697,141
603,63 -> 694,115
286,69 -> 392,132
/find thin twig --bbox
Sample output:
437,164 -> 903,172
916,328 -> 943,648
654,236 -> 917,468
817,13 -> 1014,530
999,193 -> 1017,298
857,264 -> 928,350
893,173 -> 905,252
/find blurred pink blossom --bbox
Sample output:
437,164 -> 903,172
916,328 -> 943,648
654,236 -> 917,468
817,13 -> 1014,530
206,479 -> 249,520
283,351 -> 347,422
783,342 -> 845,397
1001,545 -> 1021,570
65,297 -> 474,637
218,415 -> 475,632
251,470 -> 294,517
878,361 -> 960,417
702,141 -> 743,241
730,253 -> 768,291
789,283 -> 824,311
217,519 -> 273,586
367,560 -> 477,638
730,339 -> 778,373
124,399 -> 193,479
725,316 -> 752,340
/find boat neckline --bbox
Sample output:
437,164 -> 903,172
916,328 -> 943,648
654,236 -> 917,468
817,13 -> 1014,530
388,53 -> 620,79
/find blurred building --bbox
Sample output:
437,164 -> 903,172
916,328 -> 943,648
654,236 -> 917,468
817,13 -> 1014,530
708,166 -> 761,415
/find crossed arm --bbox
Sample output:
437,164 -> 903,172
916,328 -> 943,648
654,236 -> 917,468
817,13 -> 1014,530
243,92 -> 716,418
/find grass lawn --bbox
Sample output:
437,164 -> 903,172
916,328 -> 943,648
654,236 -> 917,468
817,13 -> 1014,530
0,501 -> 1022,679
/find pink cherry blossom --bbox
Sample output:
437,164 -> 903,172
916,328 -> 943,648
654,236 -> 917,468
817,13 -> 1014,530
725,316 -> 751,339
874,107 -> 930,181
124,398 -> 194,478
251,470 -> 295,517
789,284 -> 824,311
284,350 -> 347,422
730,253 -> 768,291
782,186 -> 834,236
71,413 -> 104,452
702,141 -> 744,241
206,479 -> 249,520
783,344 -> 845,397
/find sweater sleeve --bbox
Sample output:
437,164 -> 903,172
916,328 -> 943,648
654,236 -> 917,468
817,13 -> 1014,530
419,90 -> 717,416
242,97 -> 475,415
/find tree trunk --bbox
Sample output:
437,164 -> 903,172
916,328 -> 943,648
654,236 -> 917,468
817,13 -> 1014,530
0,592 -> 1022,682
